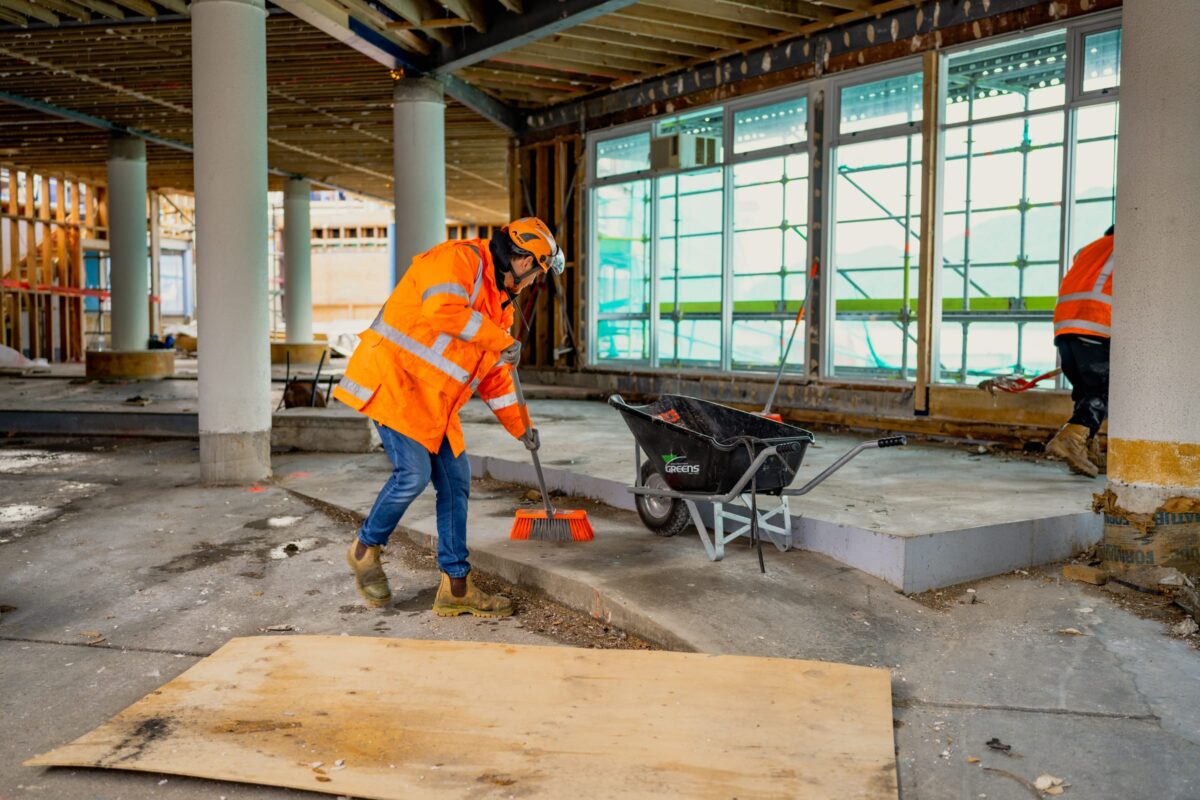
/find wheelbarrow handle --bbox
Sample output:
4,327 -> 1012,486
781,435 -> 906,497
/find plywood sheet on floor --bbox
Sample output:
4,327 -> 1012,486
26,636 -> 897,799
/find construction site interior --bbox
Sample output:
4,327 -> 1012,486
3,1 -> 1199,798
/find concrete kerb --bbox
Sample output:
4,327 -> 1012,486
282,483 -> 701,653
471,449 -> 1103,594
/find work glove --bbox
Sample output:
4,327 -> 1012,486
521,427 -> 540,452
500,340 -> 522,366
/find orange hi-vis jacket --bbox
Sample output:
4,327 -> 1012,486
332,238 -> 527,456
1054,232 -> 1114,339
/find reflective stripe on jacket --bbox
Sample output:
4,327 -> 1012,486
1054,233 -> 1114,339
331,238 -> 526,455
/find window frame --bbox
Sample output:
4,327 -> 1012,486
822,57 -> 925,384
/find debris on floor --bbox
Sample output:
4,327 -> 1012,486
1062,563 -> 1109,585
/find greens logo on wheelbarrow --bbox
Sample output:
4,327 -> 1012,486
661,453 -> 700,475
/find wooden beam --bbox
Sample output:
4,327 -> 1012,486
437,0 -> 486,32
108,0 -> 155,17
0,0 -> 58,24
385,15 -> 471,29
32,0 -> 91,22
652,0 -> 826,31
560,26 -> 713,59
812,0 -> 876,11
913,49 -> 942,413
497,0 -> 520,12
0,5 -> 27,23
433,0 -> 639,73
153,0 -> 189,15
74,0 -> 124,19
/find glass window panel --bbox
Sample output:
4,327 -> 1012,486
840,72 -> 923,134
734,183 -> 783,229
678,168 -> 723,193
1023,262 -> 1060,299
783,226 -> 808,273
597,319 -> 648,361
733,157 -> 784,186
1025,145 -> 1064,205
1083,28 -> 1121,93
1022,322 -> 1057,375
964,322 -> 1019,376
677,235 -> 723,277
830,134 -> 920,380
939,321 -> 966,381
733,229 -> 783,274
945,29 -> 1067,124
734,96 -> 808,154
596,133 -> 650,178
678,191 -> 723,235
658,319 -> 721,365
1072,102 -> 1118,255
1024,205 -> 1062,263
733,274 -> 782,303
593,180 -> 651,325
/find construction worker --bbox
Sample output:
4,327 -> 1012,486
332,218 -> 564,616
1046,225 -> 1114,477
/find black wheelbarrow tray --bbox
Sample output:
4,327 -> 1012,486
608,394 -> 906,559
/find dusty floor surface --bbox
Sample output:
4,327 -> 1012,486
0,437 -> 646,799
2,437 -> 1199,799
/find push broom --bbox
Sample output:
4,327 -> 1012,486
507,365 -> 594,542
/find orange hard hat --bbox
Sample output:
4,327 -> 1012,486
504,217 -> 564,276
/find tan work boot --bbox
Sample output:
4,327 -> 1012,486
432,572 -> 513,618
1089,435 -> 1107,473
1046,423 -> 1099,478
346,540 -> 392,608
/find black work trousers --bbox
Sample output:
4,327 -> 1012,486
1055,333 -> 1110,436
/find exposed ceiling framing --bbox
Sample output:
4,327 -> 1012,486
0,15 -> 510,221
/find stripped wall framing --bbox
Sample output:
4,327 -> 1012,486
0,166 -> 105,362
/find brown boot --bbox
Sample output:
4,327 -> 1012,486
1088,435 -> 1107,474
432,572 -> 513,618
1046,423 -> 1099,478
346,540 -> 393,608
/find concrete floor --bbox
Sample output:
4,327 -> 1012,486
461,397 -> 1104,592
0,378 -> 1105,591
3,436 -> 1198,799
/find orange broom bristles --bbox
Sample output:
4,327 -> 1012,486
509,508 -> 595,542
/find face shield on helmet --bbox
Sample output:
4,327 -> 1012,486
505,217 -> 564,279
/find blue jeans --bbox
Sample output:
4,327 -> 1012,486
358,423 -> 471,578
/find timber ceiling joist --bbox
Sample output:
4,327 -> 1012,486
0,15 -> 510,221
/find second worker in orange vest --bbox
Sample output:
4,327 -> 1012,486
1045,224 -> 1114,478
334,217 -> 564,616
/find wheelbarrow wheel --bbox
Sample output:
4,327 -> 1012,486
636,460 -> 691,538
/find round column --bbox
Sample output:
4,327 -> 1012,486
192,0 -> 271,484
107,134 -> 150,353
283,177 -> 313,343
392,77 -> 445,282
1104,0 -> 1200,566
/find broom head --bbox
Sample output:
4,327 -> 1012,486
510,508 -> 594,542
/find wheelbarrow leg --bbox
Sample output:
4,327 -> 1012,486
683,500 -> 721,561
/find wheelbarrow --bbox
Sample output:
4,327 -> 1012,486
608,394 -> 906,568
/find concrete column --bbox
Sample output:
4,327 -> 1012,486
283,177 -> 313,343
106,134 -> 149,352
1107,1 -> 1200,515
392,77 -> 445,281
192,0 -> 270,484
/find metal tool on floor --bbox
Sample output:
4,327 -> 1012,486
508,366 -> 595,543
760,260 -> 819,422
610,394 -> 905,569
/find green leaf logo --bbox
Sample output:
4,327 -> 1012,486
662,453 -> 682,465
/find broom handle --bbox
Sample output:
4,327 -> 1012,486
509,365 -> 556,519
763,261 -> 818,415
